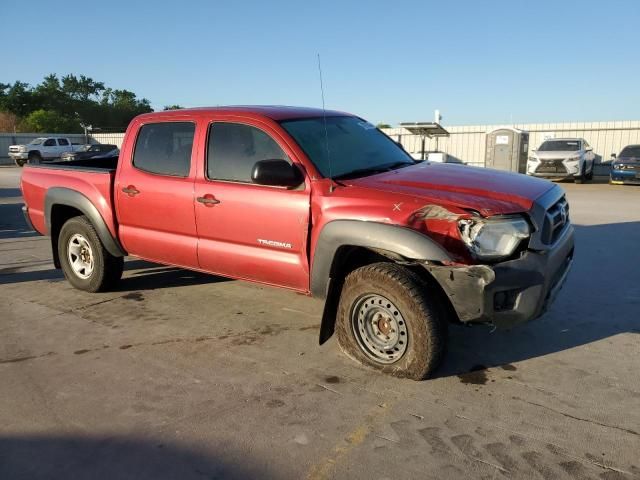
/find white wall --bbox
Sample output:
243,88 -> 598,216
383,121 -> 640,167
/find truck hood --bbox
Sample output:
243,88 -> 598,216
346,162 -> 554,216
533,151 -> 581,159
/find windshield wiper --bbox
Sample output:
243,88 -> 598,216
334,161 -> 413,180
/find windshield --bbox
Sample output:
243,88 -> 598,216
280,116 -> 414,178
28,138 -> 46,145
619,146 -> 640,158
538,140 -> 582,151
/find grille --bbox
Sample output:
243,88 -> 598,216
9,146 -> 20,153
535,159 -> 567,174
617,164 -> 640,172
541,197 -> 569,245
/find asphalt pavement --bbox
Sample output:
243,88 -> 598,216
1,166 -> 639,479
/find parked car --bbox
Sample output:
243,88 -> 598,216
20,106 -> 574,380
526,138 -> 595,183
610,144 -> 640,185
60,144 -> 119,162
8,137 -> 82,166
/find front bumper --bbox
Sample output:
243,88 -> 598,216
610,170 -> 640,185
9,152 -> 28,160
425,224 -> 575,328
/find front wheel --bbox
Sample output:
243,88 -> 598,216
58,216 -> 123,292
28,152 -> 42,164
336,263 -> 447,380
586,162 -> 594,181
574,164 -> 586,184
14,158 -> 26,167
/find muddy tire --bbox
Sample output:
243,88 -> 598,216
335,262 -> 447,380
14,158 -> 26,167
58,215 -> 123,292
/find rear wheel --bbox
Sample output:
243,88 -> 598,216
335,263 -> 447,380
58,216 -> 123,292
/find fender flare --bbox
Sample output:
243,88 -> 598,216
311,220 -> 453,344
44,187 -> 126,259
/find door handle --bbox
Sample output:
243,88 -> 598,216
197,195 -> 220,206
122,185 -> 140,196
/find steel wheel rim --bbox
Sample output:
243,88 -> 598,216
67,233 -> 94,279
351,293 -> 408,364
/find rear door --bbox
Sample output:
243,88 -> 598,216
42,138 -> 57,159
193,119 -> 311,291
115,121 -> 200,268
57,138 -> 70,155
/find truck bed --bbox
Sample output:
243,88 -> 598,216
20,157 -> 119,239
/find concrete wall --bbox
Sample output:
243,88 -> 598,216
4,120 -> 639,170
383,120 -> 640,169
0,132 -> 125,164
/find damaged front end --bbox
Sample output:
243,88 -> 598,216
407,200 -> 575,329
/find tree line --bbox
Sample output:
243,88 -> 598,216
0,74 -> 154,133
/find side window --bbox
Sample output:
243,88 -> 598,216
207,123 -> 289,182
43,139 -> 56,147
57,138 -> 69,146
133,122 -> 195,177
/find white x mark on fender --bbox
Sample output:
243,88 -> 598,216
393,203 -> 403,211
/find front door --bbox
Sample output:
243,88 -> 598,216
116,121 -> 199,268
194,120 -> 311,291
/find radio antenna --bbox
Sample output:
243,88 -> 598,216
317,53 -> 334,192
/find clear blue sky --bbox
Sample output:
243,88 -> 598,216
2,0 -> 639,125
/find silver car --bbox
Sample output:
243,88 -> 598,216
527,138 -> 596,183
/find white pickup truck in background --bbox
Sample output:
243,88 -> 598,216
8,137 -> 82,166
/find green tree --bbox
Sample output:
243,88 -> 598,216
376,123 -> 391,129
163,105 -> 184,110
20,109 -> 79,133
0,74 -> 153,132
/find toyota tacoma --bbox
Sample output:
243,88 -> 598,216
20,106 -> 574,380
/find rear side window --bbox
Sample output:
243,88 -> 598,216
58,138 -> 69,146
207,123 -> 289,182
133,122 -> 195,177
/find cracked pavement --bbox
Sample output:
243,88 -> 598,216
1,166 -> 639,479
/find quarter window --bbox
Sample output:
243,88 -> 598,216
133,122 -> 195,177
207,123 -> 289,182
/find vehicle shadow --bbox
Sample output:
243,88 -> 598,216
437,221 -> 640,378
0,434 -> 275,480
0,202 -> 38,239
0,259 -> 230,289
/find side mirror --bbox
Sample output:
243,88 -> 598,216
611,153 -> 617,159
585,146 -> 593,152
251,159 -> 303,188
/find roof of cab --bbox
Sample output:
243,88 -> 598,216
137,105 -> 351,122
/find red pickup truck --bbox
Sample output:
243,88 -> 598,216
20,106 -> 574,380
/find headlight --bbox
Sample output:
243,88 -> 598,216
458,216 -> 530,260
19,146 -> 27,152
565,155 -> 580,162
